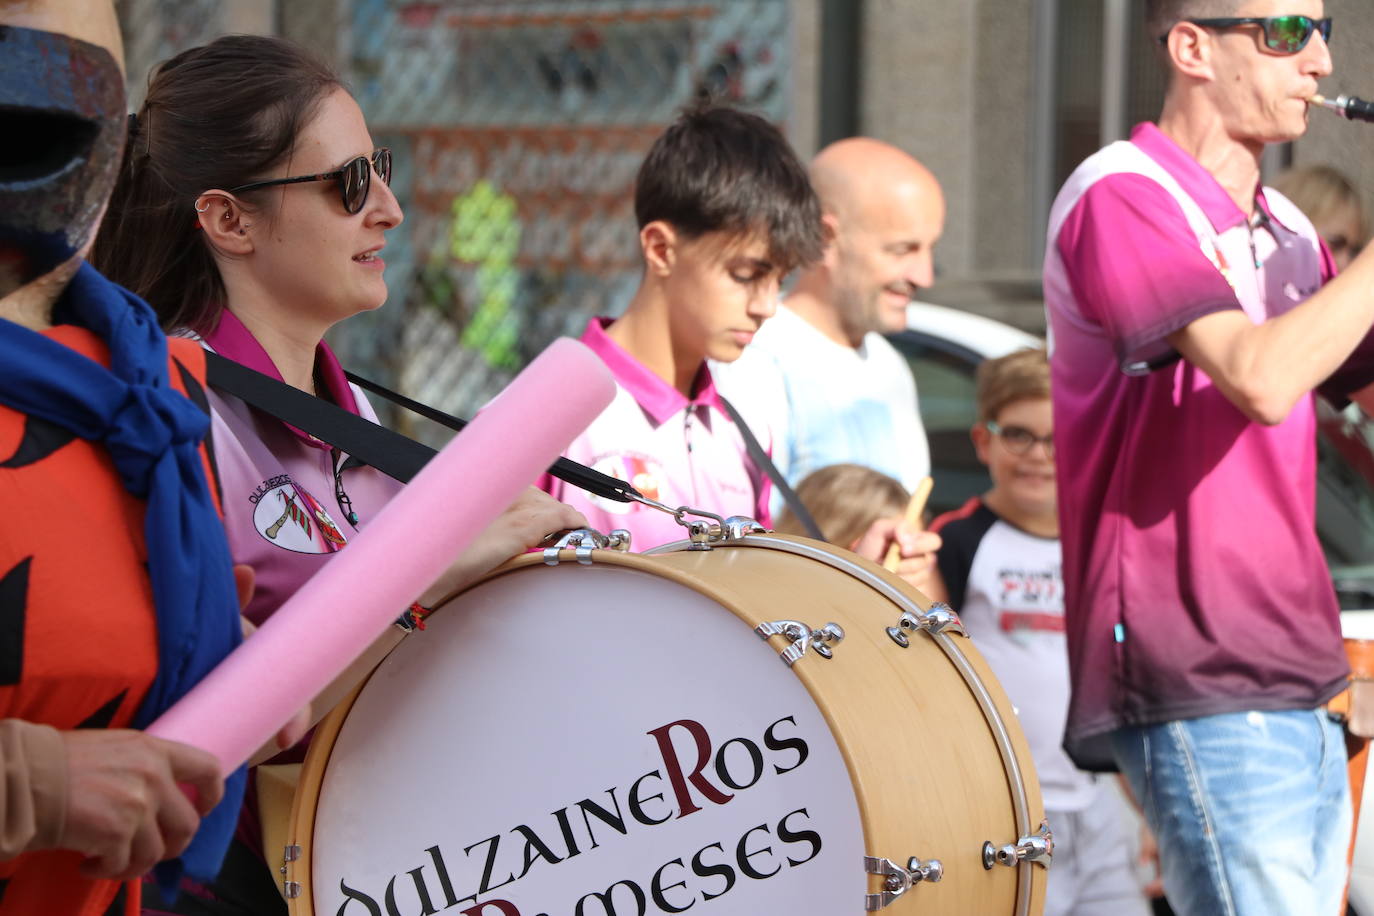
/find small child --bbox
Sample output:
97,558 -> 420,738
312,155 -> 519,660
542,102 -> 823,548
773,463 -> 909,549
927,348 -> 1149,916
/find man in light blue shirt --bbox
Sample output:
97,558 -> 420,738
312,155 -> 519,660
715,137 -> 942,514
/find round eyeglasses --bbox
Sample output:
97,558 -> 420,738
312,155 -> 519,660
986,421 -> 1055,457
228,148 -> 392,215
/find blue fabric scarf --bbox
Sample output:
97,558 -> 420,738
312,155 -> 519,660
0,263 -> 245,896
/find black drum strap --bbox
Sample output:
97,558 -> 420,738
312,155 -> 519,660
203,352 -> 640,503
716,396 -> 825,542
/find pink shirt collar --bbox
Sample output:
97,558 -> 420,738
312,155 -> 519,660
580,317 -> 727,426
1130,122 -> 1294,235
203,308 -> 361,447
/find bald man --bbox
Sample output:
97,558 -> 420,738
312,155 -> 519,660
715,137 -> 945,507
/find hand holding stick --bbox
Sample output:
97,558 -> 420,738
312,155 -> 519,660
883,475 -> 934,572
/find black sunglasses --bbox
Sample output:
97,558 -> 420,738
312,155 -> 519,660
1162,15 -> 1332,54
986,421 -> 1055,457
229,148 -> 392,214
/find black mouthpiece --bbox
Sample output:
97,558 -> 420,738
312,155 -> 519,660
1334,94 -> 1374,123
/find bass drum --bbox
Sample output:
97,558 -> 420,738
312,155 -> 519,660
283,531 -> 1049,915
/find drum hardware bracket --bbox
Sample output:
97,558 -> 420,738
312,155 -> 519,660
863,854 -> 943,910
281,844 -> 302,898
629,492 -> 768,549
683,516 -> 722,549
542,528 -> 631,565
885,602 -> 966,647
982,820 -> 1054,870
755,619 -> 845,665
722,515 -> 768,540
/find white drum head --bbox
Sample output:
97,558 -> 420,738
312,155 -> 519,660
310,563 -> 866,914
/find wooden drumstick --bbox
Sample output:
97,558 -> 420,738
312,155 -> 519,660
883,476 -> 933,572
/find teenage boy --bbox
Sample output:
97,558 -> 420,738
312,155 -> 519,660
541,103 -> 824,548
927,349 -> 1149,916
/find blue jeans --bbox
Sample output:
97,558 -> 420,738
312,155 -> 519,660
1110,709 -> 1350,916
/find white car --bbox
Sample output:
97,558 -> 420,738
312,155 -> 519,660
893,300 -> 1374,914
889,302 -> 1040,517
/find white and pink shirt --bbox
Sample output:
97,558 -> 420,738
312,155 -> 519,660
1045,123 -> 1349,769
202,311 -> 402,627
541,318 -> 772,550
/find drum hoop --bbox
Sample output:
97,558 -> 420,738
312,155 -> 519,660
648,534 -> 1037,915
286,535 -> 1036,915
285,676 -> 368,913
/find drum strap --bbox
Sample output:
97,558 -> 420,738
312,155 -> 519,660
203,352 -> 642,503
717,397 -> 825,541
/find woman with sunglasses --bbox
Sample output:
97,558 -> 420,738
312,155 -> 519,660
93,35 -> 584,916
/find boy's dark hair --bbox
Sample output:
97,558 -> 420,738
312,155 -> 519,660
976,347 -> 1050,423
634,102 -> 823,273
93,35 -> 343,334
1145,0 -> 1241,42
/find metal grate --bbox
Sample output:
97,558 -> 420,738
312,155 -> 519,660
118,0 -> 795,442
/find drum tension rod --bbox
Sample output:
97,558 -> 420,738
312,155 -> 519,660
755,619 -> 845,666
982,820 -> 1054,870
542,527 -> 631,565
885,602 -> 965,647
863,854 -> 943,910
281,844 -> 302,899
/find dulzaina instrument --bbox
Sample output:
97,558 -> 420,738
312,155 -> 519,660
274,512 -> 1051,915
1310,93 -> 1374,122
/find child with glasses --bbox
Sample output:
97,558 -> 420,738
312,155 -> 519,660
925,348 -> 1152,916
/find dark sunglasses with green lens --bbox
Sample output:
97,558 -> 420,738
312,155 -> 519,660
1160,15 -> 1332,53
229,148 -> 392,215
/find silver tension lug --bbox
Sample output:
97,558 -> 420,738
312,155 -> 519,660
722,515 -> 767,540
886,602 -> 966,647
542,528 -> 629,566
756,619 -> 845,666
685,518 -> 720,549
863,854 -> 943,910
280,844 -> 301,895
982,820 -> 1054,870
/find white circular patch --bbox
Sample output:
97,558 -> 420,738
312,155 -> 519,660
251,481 -> 348,555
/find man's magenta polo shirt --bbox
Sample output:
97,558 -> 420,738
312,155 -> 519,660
1044,123 -> 1349,769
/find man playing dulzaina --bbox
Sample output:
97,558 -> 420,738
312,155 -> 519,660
1045,2 -> 1374,912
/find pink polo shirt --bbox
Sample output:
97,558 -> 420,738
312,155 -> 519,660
540,318 -> 772,550
201,310 -> 403,626
1044,123 -> 1349,769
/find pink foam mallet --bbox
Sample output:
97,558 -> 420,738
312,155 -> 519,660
147,337 -> 615,773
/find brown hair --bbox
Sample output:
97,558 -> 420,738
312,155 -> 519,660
774,464 -> 909,549
1271,165 -> 1369,249
92,35 -> 343,333
1144,0 -> 1242,41
635,100 -> 824,275
975,347 -> 1050,423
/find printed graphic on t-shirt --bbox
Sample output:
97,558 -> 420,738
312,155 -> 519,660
997,564 -> 1064,644
250,475 -> 348,554
586,452 -> 665,515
